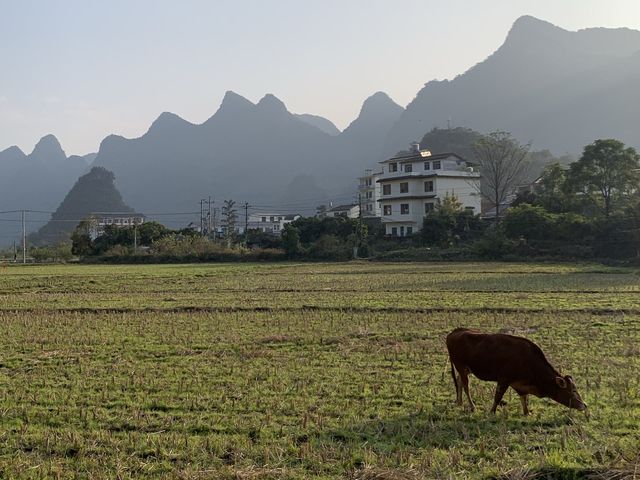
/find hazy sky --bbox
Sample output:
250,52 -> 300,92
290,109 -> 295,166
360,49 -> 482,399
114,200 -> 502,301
2,0 -> 640,155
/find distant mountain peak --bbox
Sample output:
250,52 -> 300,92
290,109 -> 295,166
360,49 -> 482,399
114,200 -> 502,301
147,111 -> 192,134
342,92 -> 404,140
361,91 -> 401,112
294,113 -> 341,136
512,15 -> 558,29
0,145 -> 26,159
257,93 -> 288,113
504,15 -> 566,47
219,90 -> 254,111
30,134 -> 66,161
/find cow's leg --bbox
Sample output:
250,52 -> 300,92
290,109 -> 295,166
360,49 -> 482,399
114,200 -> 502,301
455,373 -> 463,406
519,394 -> 530,415
451,363 -> 463,406
460,370 -> 475,411
490,382 -> 509,414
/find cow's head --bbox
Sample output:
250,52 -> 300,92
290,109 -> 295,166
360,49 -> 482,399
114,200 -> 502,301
554,375 -> 587,412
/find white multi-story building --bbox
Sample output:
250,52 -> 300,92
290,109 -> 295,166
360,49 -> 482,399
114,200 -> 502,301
358,169 -> 383,217
325,204 -> 360,219
245,213 -> 300,235
377,144 -> 481,237
91,212 -> 145,238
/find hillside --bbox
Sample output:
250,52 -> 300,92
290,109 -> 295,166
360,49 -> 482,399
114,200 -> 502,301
0,135 -> 88,246
385,16 -> 640,155
93,91 -> 404,217
29,167 -> 134,245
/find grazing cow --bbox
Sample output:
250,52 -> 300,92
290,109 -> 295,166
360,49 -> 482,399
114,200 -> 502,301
446,328 -> 587,415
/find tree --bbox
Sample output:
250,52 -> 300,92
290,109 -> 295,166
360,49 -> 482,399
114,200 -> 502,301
137,221 -> 171,246
281,225 -> 301,257
567,139 -> 640,217
221,200 -> 238,243
315,205 -> 328,218
71,219 -> 96,256
534,162 -> 572,213
420,193 -> 482,247
502,204 -> 556,241
472,131 -> 530,220
418,127 -> 483,162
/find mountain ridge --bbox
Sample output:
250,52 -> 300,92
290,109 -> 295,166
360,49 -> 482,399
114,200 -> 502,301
383,15 -> 640,155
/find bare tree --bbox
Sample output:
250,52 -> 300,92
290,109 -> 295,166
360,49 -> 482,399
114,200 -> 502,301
221,199 -> 238,244
472,131 -> 530,220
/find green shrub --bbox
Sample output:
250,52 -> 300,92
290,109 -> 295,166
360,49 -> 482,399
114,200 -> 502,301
502,204 -> 555,240
471,230 -> 515,259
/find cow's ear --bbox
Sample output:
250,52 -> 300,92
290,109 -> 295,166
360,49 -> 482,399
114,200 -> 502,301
555,376 -> 567,389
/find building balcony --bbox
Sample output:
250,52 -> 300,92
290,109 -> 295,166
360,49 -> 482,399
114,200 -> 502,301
377,170 -> 480,182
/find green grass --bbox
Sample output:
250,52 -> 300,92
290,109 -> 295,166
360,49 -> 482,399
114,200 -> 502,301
0,262 -> 638,478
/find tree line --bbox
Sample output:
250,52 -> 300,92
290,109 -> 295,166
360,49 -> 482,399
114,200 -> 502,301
51,133 -> 640,263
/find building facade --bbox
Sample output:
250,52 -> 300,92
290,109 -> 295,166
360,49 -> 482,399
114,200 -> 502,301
245,213 -> 300,235
91,212 -> 145,237
377,146 -> 481,236
325,204 -> 360,219
358,170 -> 383,217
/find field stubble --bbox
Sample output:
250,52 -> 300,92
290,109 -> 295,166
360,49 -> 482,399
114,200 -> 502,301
0,262 -> 638,479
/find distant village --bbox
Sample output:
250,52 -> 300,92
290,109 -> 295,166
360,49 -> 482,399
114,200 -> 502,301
97,142 -> 482,240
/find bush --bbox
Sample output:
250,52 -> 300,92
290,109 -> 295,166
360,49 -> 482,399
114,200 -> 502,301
502,204 -> 555,240
553,212 -> 593,242
104,245 -> 133,257
471,230 -> 515,259
308,235 -> 352,260
281,225 -> 301,257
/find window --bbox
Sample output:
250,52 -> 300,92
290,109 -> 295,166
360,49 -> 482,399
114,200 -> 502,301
383,205 -> 392,215
400,226 -> 405,237
401,204 -> 409,214
383,184 -> 391,195
425,202 -> 435,213
391,227 -> 398,236
270,216 -> 274,222
424,180 -> 434,192
404,164 -> 413,172
367,191 -> 372,199
407,226 -> 413,235
389,162 -> 398,172
433,160 -> 441,170
400,182 -> 409,193
366,204 -> 372,211
262,217 -> 266,222
424,161 -> 430,170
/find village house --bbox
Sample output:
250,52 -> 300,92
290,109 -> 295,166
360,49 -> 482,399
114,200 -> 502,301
325,204 -> 360,219
91,212 -> 145,237
244,213 -> 300,235
358,169 -> 383,217
377,143 -> 481,236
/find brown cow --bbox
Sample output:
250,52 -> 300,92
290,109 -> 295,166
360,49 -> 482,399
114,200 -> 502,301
446,328 -> 587,415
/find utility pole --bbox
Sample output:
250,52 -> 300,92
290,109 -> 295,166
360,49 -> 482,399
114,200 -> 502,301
133,218 -> 138,254
356,194 -> 363,259
21,209 -> 26,264
207,196 -> 213,237
243,202 -> 250,244
212,207 -> 218,239
199,199 -> 206,235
